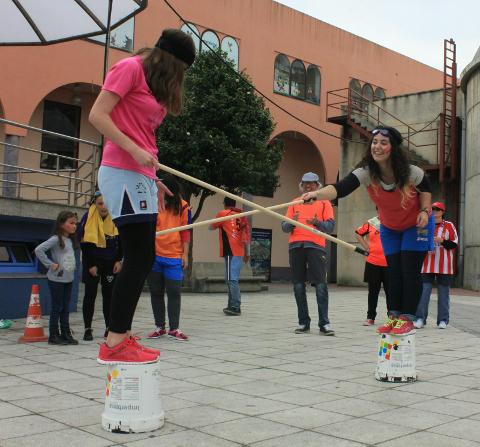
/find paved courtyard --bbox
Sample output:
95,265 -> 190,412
1,283 -> 480,446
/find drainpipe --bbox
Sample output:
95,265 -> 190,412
457,97 -> 467,286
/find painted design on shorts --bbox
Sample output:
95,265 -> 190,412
136,182 -> 147,195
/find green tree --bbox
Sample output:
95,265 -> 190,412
157,50 -> 284,278
157,50 -> 283,212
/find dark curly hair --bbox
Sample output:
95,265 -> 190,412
356,125 -> 414,207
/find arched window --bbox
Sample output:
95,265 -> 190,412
180,23 -> 200,52
349,78 -> 362,111
221,36 -> 239,71
273,54 -> 290,95
201,30 -> 219,52
290,60 -> 306,99
306,65 -> 320,104
361,83 -> 374,111
374,87 -> 386,100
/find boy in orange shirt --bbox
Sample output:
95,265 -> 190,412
147,176 -> 191,341
210,197 -> 251,316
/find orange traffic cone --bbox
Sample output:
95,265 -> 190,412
18,284 -> 48,343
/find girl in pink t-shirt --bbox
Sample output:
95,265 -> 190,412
89,29 -> 195,365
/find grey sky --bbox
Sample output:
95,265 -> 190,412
275,0 -> 478,73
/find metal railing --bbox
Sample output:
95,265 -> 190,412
0,118 -> 101,207
326,88 -> 441,166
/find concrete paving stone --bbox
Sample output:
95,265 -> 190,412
82,421 -> 186,444
394,381 -> 468,397
0,402 -> 31,419
469,413 -> 480,421
163,355 -> 219,367
314,417 -> 417,444
19,369 -> 92,384
0,356 -> 36,367
429,418 -> 480,443
345,375 -> 407,389
0,427 -> 112,447
0,414 -> 66,440
198,361 -> 257,374
0,363 -> 57,375
48,377 -> 105,393
13,392 -> 95,413
365,407 -> 458,429
266,388 -> 343,406
200,416 -> 301,444
224,379 -> 296,397
234,367 -> 294,381
47,358 -> 100,370
0,383 -> 63,401
237,357 -> 289,368
430,374 -> 480,388
75,366 -> 107,378
171,388 -> 250,406
160,366 -> 214,380
270,361 -> 331,374
270,373 -> 336,389
376,431 -> 480,447
213,395 -> 297,416
0,375 -> 37,389
312,380 -> 380,397
447,390 -> 480,404
314,397 -> 400,417
250,430 -> 368,447
43,403 -> 104,427
159,378 -> 203,395
260,406 -> 353,429
360,389 -> 438,406
310,367 -> 373,381
166,404 -> 246,428
160,396 -> 200,412
185,372 -> 252,387
124,429 -> 241,447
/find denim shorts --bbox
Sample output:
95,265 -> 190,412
152,256 -> 183,281
98,166 -> 158,226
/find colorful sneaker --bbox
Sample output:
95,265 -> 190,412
130,336 -> 160,357
147,327 -> 167,339
438,321 -> 447,329
0,319 -> 12,329
391,317 -> 416,335
376,317 -> 397,334
363,319 -> 375,326
168,329 -> 189,341
97,337 -> 158,365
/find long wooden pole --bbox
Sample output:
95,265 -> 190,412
156,200 -> 303,236
157,163 -> 368,256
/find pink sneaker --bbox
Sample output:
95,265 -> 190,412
130,336 -> 160,357
168,329 -> 188,341
391,317 -> 416,336
97,337 -> 158,365
147,327 -> 167,339
363,319 -> 375,326
376,317 -> 397,334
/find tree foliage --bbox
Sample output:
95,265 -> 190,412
157,49 -> 284,222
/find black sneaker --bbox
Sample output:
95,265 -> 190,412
61,328 -> 79,345
320,324 -> 335,336
83,328 -> 93,341
294,325 -> 310,334
223,307 -> 241,316
48,334 -> 69,345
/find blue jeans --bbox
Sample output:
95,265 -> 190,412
224,256 -> 243,310
48,280 -> 73,334
416,274 -> 451,324
293,283 -> 330,328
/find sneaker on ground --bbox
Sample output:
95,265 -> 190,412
168,329 -> 189,341
320,324 -> 335,336
48,334 -> 69,345
413,318 -> 425,329
391,317 -> 416,335
363,319 -> 375,326
294,324 -> 310,334
97,337 -> 159,365
147,327 -> 167,339
83,328 -> 93,341
438,321 -> 447,329
377,317 -> 397,334
0,319 -> 12,329
223,307 -> 241,316
130,336 -> 160,356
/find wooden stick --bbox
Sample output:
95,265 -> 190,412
157,163 -> 368,256
156,200 -> 303,236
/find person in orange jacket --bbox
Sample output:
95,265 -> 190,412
210,197 -> 251,316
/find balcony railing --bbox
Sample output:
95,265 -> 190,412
0,118 -> 101,207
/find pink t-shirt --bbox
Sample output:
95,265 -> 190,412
101,56 -> 167,179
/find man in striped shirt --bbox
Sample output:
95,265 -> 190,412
414,202 -> 458,329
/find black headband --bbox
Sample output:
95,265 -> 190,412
155,35 -> 195,67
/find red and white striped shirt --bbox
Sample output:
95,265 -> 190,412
421,220 -> 458,275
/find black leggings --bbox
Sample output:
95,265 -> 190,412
147,272 -> 182,330
386,251 -> 426,316
108,221 -> 156,333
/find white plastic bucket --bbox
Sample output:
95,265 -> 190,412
375,332 -> 417,382
102,361 -> 164,433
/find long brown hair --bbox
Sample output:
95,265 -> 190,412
53,211 -> 77,249
137,29 -> 195,116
